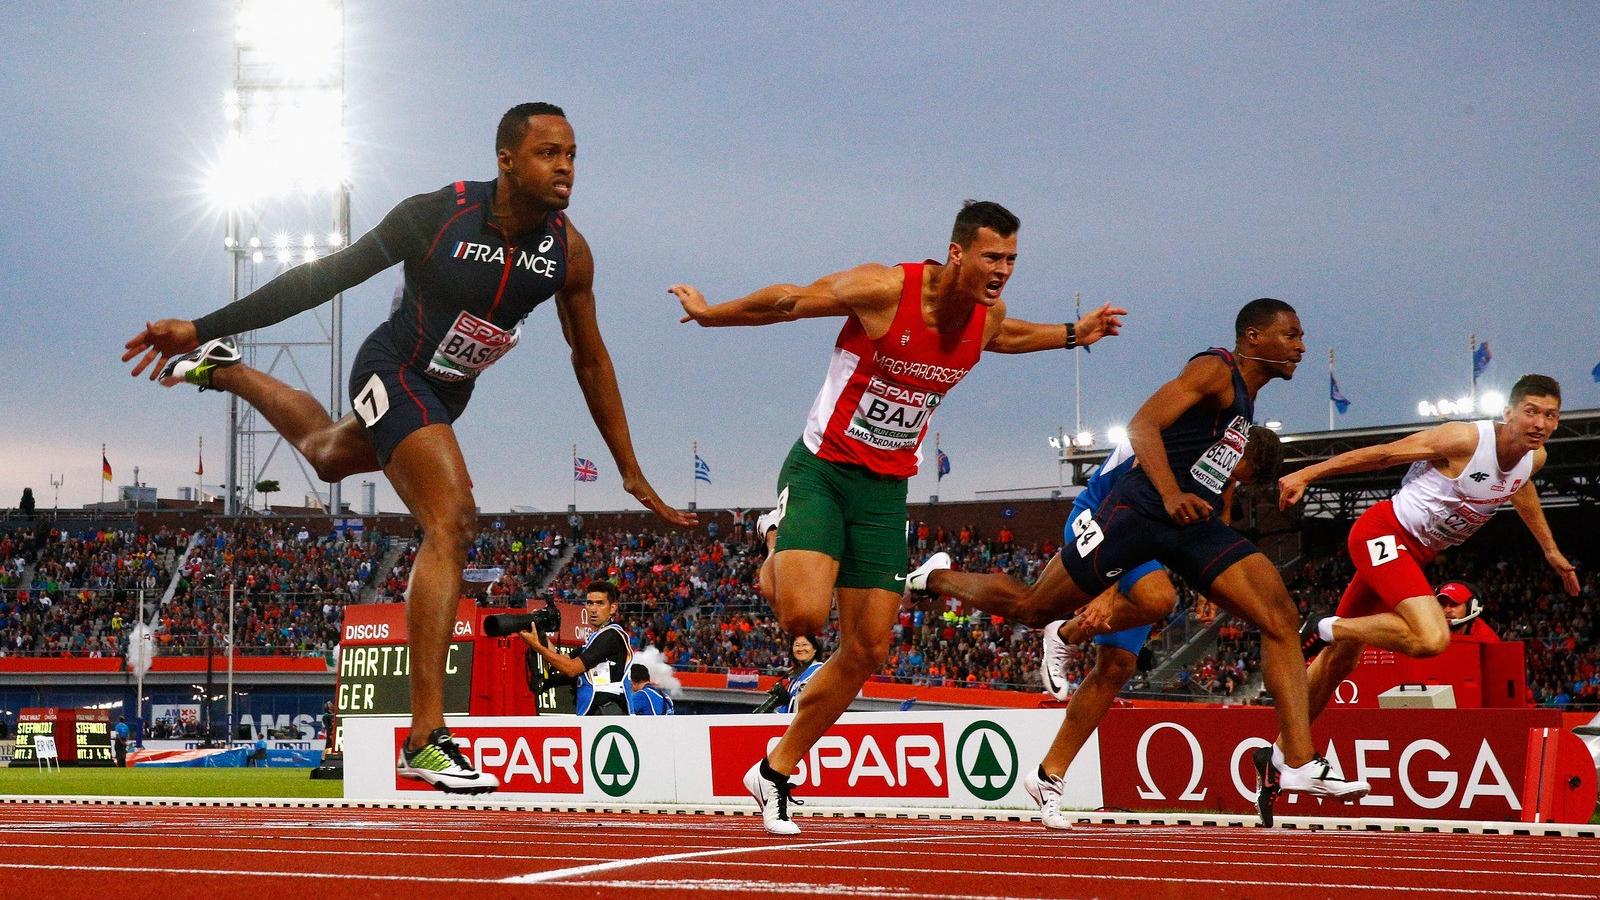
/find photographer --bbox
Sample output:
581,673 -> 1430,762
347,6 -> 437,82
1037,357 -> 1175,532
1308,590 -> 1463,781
520,581 -> 632,716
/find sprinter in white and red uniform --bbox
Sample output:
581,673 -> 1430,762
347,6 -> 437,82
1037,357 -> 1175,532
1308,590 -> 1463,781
670,201 -> 1125,833
124,103 -> 695,794
1257,373 -> 1580,824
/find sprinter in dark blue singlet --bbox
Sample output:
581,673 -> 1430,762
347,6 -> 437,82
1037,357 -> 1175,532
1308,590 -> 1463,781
909,298 -> 1372,808
124,102 -> 695,794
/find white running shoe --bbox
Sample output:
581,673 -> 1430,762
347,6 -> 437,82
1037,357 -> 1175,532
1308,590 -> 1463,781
158,336 -> 241,391
904,552 -> 951,593
1277,754 -> 1370,800
1023,766 -> 1072,830
755,508 -> 782,541
744,759 -> 802,835
1040,620 -> 1071,700
396,727 -> 500,795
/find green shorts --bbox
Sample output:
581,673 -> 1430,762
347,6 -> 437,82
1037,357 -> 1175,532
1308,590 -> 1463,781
773,439 -> 909,593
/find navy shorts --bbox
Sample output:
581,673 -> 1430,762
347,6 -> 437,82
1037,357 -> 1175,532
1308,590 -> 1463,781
1065,496 -> 1162,655
348,331 -> 473,466
1062,470 -> 1257,596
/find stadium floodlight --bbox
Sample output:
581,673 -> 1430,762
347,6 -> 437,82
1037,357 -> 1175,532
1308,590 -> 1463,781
1106,425 -> 1128,446
327,230 -> 344,248
303,249 -> 318,263
276,249 -> 292,264
1047,436 -> 1062,450
251,250 -> 264,264
236,0 -> 342,83
1074,430 -> 1094,449
1478,390 -> 1505,415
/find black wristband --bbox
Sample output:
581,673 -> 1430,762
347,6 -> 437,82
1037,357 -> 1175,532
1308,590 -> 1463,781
1064,321 -> 1077,350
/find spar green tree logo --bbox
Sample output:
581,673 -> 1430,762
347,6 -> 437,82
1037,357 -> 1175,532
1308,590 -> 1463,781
589,725 -> 640,797
955,720 -> 1018,801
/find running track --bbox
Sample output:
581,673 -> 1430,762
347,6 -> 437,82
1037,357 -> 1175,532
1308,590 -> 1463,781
0,802 -> 1596,899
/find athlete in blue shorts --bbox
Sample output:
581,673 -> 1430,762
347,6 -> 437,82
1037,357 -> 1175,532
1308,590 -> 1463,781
1024,427 -> 1281,829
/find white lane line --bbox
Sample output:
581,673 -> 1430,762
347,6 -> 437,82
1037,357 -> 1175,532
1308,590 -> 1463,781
548,877 -> 1059,899
0,839 -> 611,865
7,830 -> 1594,872
0,862 -> 488,885
498,832 -> 1001,884
666,855 -> 1600,883
542,874 -> 1600,899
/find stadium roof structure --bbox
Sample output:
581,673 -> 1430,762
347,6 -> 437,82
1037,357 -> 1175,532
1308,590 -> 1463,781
1279,407 -> 1600,518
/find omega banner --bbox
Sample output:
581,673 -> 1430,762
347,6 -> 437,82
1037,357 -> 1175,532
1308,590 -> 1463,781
1096,707 -> 1576,821
341,707 -> 1590,823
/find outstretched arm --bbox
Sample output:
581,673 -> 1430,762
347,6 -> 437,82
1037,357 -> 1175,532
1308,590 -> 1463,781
1509,450 -> 1580,596
670,263 -> 902,329
123,190 -> 439,379
560,225 -> 696,528
1277,421 -> 1478,509
985,301 -> 1127,354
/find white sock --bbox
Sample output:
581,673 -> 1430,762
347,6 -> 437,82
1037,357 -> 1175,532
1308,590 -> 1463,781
1271,744 -> 1286,769
1317,616 -> 1339,642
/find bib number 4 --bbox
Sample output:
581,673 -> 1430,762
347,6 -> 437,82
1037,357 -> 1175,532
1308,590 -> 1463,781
1071,508 -> 1104,557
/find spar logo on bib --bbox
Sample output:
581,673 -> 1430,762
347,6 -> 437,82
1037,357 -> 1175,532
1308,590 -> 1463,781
955,720 -> 1018,801
427,310 -> 521,382
1190,415 -> 1250,495
590,725 -> 640,797
846,376 -> 943,451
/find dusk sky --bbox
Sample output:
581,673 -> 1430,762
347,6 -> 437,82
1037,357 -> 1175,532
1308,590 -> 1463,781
2,3 -> 1596,515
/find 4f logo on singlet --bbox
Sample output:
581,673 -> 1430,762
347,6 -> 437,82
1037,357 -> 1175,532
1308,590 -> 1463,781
427,311 -> 520,382
1189,415 -> 1250,495
846,376 -> 943,451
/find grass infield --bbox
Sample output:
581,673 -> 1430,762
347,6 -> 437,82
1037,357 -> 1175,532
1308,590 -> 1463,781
0,766 -> 341,798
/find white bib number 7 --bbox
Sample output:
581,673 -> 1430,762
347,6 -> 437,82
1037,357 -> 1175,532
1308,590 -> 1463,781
353,374 -> 390,427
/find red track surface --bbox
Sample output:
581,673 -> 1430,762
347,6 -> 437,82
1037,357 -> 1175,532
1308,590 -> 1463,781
1,803 -> 1596,899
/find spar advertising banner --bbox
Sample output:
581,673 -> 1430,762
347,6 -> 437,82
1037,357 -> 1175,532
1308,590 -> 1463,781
344,715 -> 680,803
343,709 -> 1100,809
1096,707 -> 1566,820
341,707 -> 1588,822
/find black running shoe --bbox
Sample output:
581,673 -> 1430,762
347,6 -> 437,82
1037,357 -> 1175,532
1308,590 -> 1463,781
1299,616 -> 1329,661
1252,745 -> 1280,827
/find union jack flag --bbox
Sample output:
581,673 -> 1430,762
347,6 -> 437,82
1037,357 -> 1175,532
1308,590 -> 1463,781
573,457 -> 598,482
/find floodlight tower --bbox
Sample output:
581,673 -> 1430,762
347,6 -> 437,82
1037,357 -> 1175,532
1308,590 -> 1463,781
216,0 -> 349,515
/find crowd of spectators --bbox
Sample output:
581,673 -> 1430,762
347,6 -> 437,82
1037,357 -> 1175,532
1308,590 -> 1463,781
0,525 -> 188,657
2,513 -> 1594,709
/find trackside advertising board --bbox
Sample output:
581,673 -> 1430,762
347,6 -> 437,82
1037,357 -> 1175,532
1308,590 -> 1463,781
341,707 -> 1589,822
343,710 -> 1101,810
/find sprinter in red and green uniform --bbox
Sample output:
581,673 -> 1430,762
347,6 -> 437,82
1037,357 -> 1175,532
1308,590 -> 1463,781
670,201 -> 1125,834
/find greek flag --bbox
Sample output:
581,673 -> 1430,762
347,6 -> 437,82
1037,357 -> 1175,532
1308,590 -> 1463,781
694,454 -> 711,484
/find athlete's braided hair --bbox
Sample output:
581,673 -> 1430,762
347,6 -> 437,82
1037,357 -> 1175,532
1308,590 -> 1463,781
496,102 -> 567,151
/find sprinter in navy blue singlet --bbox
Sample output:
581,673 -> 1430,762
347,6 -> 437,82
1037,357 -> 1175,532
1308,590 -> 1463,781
910,298 -> 1373,805
124,103 -> 696,796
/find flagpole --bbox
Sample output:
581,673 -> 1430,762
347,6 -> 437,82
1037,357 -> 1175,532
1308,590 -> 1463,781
571,444 -> 577,511
692,441 -> 698,509
196,435 -> 203,500
1328,348 -> 1335,431
1073,292 -> 1083,438
933,431 -> 941,503
100,443 -> 106,506
1469,332 -> 1477,412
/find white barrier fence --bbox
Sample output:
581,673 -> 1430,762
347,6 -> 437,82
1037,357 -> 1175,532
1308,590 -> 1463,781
344,710 -> 1102,810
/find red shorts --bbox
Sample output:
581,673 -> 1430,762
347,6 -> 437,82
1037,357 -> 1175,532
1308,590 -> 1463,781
1335,499 -> 1438,617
